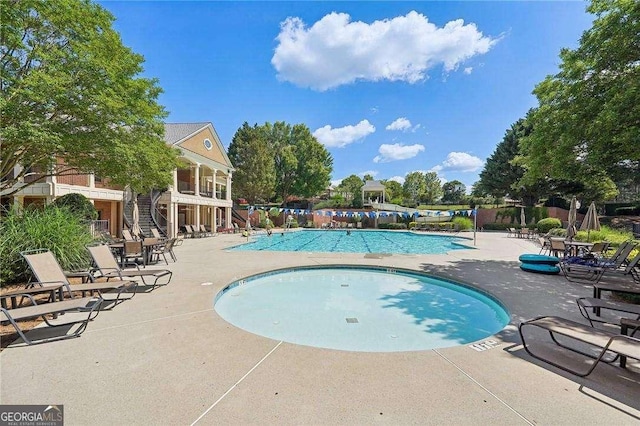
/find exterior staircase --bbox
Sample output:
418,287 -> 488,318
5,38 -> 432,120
124,193 -> 158,238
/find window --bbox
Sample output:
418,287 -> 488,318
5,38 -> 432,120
203,138 -> 213,150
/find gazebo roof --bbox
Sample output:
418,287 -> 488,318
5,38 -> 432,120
362,180 -> 385,191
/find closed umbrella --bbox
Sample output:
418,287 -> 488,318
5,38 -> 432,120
580,201 -> 600,242
520,207 -> 526,227
131,197 -> 142,238
566,196 -> 577,241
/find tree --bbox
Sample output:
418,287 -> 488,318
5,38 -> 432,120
232,121 -> 332,203
403,172 -> 425,205
337,174 -> 364,204
520,0 -> 639,192
441,180 -> 466,204
227,122 -> 275,204
1,0 -> 180,195
477,118 -> 544,206
381,179 -> 403,204
421,172 -> 443,204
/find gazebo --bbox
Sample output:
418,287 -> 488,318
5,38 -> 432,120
362,180 -> 386,206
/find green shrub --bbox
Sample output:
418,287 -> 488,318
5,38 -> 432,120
51,193 -> 98,220
536,218 -> 562,234
482,223 -> 516,231
0,206 -> 94,284
378,223 -> 407,230
452,216 -> 473,230
409,222 -> 418,229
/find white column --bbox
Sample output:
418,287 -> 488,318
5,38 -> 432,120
226,173 -> 232,201
195,204 -> 201,226
226,207 -> 231,227
172,169 -> 178,192
167,199 -> 174,238
89,174 -> 95,188
212,207 -> 217,233
173,202 -> 179,237
212,170 -> 217,199
194,163 -> 200,196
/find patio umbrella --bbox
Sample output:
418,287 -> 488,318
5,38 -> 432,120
566,196 -> 577,241
520,207 -> 526,227
131,196 -> 142,238
580,201 -> 601,242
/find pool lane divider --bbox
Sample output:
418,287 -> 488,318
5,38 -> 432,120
191,340 -> 284,425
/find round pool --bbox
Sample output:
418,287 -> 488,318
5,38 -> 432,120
214,266 -> 509,352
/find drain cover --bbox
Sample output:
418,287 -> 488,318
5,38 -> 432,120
345,318 -> 359,324
341,284 -> 349,287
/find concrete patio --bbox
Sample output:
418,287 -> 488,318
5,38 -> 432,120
1,231 -> 638,425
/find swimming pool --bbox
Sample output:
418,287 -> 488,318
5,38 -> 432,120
214,266 -> 510,352
228,230 -> 471,254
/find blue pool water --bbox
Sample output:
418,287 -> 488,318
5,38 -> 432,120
228,230 -> 471,254
214,266 -> 510,352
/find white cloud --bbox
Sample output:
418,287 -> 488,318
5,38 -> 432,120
373,143 -> 425,163
370,106 -> 379,114
386,117 -> 421,133
388,175 -> 405,185
464,67 -> 473,74
272,11 -> 498,91
313,119 -> 375,148
386,117 -> 411,131
433,152 -> 484,172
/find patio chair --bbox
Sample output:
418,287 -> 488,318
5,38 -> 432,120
507,228 -> 517,238
149,238 -> 177,264
519,315 -> 640,377
576,297 -> 640,327
538,237 -> 551,255
87,244 -> 172,290
21,249 -> 137,309
122,240 -> 145,268
232,222 -> 240,233
561,251 -> 640,284
587,241 -> 609,258
150,227 -> 167,242
122,229 -> 135,241
1,293 -> 102,345
549,239 -> 568,258
199,224 -> 213,237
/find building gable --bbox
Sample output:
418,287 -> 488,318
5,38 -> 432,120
164,123 -> 234,170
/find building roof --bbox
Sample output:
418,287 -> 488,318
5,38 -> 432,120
163,123 -> 210,145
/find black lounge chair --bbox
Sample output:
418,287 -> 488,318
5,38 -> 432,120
87,244 -> 172,290
0,293 -> 102,345
519,315 -> 640,377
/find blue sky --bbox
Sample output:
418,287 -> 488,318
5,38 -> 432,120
101,1 -> 593,191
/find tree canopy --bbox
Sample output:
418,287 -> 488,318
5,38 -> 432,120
228,121 -> 333,203
1,0 -> 180,195
519,0 -> 638,195
402,171 -> 442,205
227,122 -> 275,204
441,180 -> 466,204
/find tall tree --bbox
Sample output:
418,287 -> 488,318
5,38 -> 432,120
403,172 -> 425,205
381,179 -> 403,204
520,0 -> 639,194
338,174 -> 364,203
0,0 -> 179,195
289,124 -> 333,199
420,172 -> 443,204
477,118 -> 544,206
441,180 -> 466,204
227,122 -> 275,203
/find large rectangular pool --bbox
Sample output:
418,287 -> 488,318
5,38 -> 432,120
227,230 -> 472,254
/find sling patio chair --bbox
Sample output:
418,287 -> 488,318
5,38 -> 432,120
149,238 -> 177,264
561,251 -> 640,284
21,249 -> 137,309
519,315 -> 640,377
1,292 -> 102,345
87,244 -> 172,290
576,297 -> 640,327
150,227 -> 167,242
121,229 -> 136,241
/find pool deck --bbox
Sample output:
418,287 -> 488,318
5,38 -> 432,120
1,230 -> 638,424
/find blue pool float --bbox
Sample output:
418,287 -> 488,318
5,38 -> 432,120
520,262 -> 561,275
518,254 -> 560,265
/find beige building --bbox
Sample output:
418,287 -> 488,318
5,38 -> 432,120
2,122 -> 235,238
159,123 -> 234,237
